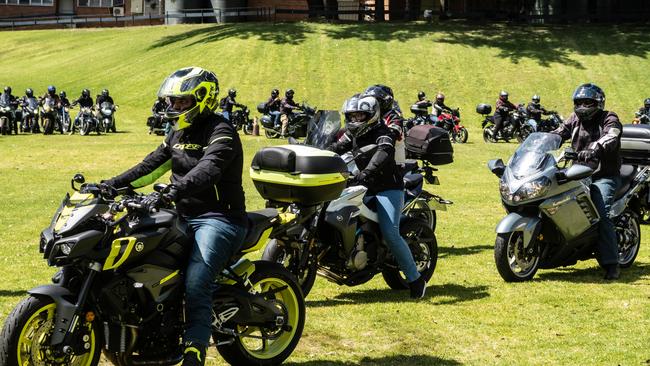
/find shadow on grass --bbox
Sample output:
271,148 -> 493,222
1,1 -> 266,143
438,244 -> 493,258
306,283 -> 489,307
149,22 -> 650,69
0,290 -> 26,297
285,354 -> 461,366
536,262 -> 650,283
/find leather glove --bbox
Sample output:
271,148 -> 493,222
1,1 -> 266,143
162,184 -> 179,203
577,149 -> 599,163
354,170 -> 371,186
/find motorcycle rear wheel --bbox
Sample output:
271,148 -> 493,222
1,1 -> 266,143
0,294 -> 102,366
494,232 -> 539,282
214,261 -> 305,366
264,128 -> 280,139
261,239 -> 317,296
483,128 -> 497,143
617,210 -> 641,268
382,219 -> 438,290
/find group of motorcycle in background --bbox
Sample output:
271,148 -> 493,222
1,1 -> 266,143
0,86 -> 118,136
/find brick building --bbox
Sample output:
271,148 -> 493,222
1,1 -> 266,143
0,0 -> 164,20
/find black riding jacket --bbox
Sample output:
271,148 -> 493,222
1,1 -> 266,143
495,99 -> 517,116
280,98 -> 300,114
72,96 -> 94,108
265,97 -> 281,112
0,93 -> 17,107
433,101 -> 452,116
220,96 -> 242,113
551,110 -> 622,179
526,102 -> 548,121
106,113 -> 246,223
328,124 -> 403,195
59,98 -> 71,108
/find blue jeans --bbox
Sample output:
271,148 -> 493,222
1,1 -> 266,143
376,190 -> 421,282
270,111 -> 281,127
222,111 -> 230,121
590,176 -> 620,266
184,217 -> 247,347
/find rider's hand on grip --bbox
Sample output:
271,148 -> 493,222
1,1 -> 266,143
162,184 -> 179,204
577,149 -> 599,164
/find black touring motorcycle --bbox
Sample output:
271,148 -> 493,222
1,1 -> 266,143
252,118 -> 452,296
0,175 -> 305,366
258,102 -> 316,139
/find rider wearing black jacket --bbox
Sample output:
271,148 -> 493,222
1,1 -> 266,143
493,90 -> 517,138
551,83 -> 622,280
103,67 -> 247,366
96,89 -> 114,106
280,89 -> 301,137
636,98 -> 650,124
526,95 -> 549,122
0,86 -> 19,134
432,93 -> 452,117
72,89 -> 94,108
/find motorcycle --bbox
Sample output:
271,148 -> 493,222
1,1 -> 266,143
633,111 -> 650,125
78,107 -> 100,136
98,102 -> 117,133
0,174 -> 305,366
0,100 -> 15,135
40,97 -> 58,135
254,117 -> 450,296
59,105 -> 72,134
231,105 -> 254,135
525,111 -> 563,133
21,97 -> 40,133
487,132 -> 643,281
260,103 -> 316,139
405,104 -> 436,132
478,103 -> 531,143
435,108 -> 468,144
147,111 -> 168,136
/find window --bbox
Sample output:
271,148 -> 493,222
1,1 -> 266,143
0,0 -> 54,5
77,0 -> 112,7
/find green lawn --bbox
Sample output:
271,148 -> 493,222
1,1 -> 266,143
0,22 -> 649,365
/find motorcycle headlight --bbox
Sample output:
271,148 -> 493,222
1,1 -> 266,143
501,177 -> 551,203
58,241 -> 75,255
102,108 -> 110,114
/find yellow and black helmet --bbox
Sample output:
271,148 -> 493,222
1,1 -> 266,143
157,66 -> 219,130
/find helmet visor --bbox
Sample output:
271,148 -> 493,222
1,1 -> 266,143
158,68 -> 205,97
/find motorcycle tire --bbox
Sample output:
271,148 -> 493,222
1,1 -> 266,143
265,128 -> 280,139
261,239 -> 317,296
382,219 -> 438,290
110,123 -> 116,133
454,127 -> 469,144
516,125 -> 534,143
214,261 -> 305,366
483,128 -> 497,143
617,210 -> 641,268
42,119 -> 53,135
243,122 -> 253,135
494,232 -> 540,282
0,294 -> 103,366
80,121 -> 89,136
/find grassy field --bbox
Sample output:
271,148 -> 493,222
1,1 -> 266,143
0,22 -> 649,365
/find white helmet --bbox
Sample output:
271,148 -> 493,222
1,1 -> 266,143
342,94 -> 380,138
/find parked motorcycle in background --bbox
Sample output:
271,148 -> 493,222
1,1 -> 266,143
21,97 -> 40,133
487,132 -> 643,281
231,105 -> 254,135
478,103 -> 529,143
60,105 -> 72,134
40,97 -> 58,135
0,100 -> 14,135
405,103 -> 436,132
435,108 -> 468,143
98,102 -> 117,133
147,111 -> 168,136
78,107 -> 100,136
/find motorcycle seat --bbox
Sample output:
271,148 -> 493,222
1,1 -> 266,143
614,165 -> 637,200
240,208 -> 279,250
404,174 -> 423,190
621,123 -> 650,140
401,160 -> 419,175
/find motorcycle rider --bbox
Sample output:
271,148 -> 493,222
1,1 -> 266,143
280,88 -> 302,138
551,83 -> 622,280
635,98 -> 650,124
526,94 -> 552,129
71,89 -> 95,134
432,92 -> 453,117
327,94 -> 427,299
265,88 -> 282,128
414,91 -> 432,109
57,91 -> 71,133
21,88 -> 40,133
219,88 -> 244,121
39,86 -> 61,134
492,90 -> 518,139
151,96 -> 171,135
96,89 -> 116,129
102,67 -> 247,366
363,84 -> 406,163
0,86 -> 19,134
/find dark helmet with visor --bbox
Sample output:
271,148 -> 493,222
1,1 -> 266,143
363,84 -> 394,113
572,83 -> 605,121
417,91 -> 426,101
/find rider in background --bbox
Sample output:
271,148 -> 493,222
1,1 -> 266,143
635,98 -> 650,124
102,67 -> 247,366
219,88 -> 244,121
551,83 -> 622,280
526,94 -> 551,128
327,94 -> 427,299
414,91 -> 432,110
432,92 -> 454,122
70,89 -> 94,134
265,88 -> 282,128
21,88 -> 40,132
0,86 -> 19,134
492,90 -> 517,139
152,96 -> 171,135
280,88 -> 301,138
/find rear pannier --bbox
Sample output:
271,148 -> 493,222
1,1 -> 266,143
404,125 -> 454,165
621,124 -> 650,165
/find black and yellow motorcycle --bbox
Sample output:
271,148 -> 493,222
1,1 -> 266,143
0,175 -> 305,366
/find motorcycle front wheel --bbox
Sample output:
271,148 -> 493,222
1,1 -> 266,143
214,261 -> 305,366
454,127 -> 469,143
80,121 -> 90,136
494,232 -> 540,282
0,294 -> 102,366
382,219 -> 438,290
262,239 -> 317,296
242,122 -> 253,135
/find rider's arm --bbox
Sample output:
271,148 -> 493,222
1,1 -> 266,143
104,136 -> 173,189
327,130 -> 353,154
359,135 -> 395,180
173,123 -> 237,196
590,112 -> 622,156
550,114 -> 576,142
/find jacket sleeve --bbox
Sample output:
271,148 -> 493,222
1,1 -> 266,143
550,114 -> 574,142
173,126 -> 237,196
590,112 -> 622,156
361,134 -> 395,177
108,136 -> 173,189
327,131 -> 353,154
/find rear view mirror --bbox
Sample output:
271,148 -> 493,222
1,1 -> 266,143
487,159 -> 506,178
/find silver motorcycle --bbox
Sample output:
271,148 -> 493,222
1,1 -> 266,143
488,132 -> 644,281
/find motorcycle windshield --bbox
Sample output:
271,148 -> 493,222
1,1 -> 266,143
304,110 -> 341,150
508,132 -> 562,179
27,99 -> 39,109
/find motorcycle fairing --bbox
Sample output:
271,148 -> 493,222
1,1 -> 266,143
495,212 -> 541,249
